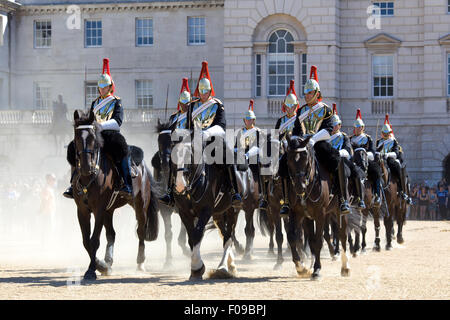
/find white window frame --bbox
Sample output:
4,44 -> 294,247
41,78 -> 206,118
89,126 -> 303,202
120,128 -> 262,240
187,16 -> 206,46
34,82 -> 52,110
267,29 -> 295,97
447,53 -> 450,96
255,54 -> 262,97
372,1 -> 394,16
300,53 -> 307,97
372,54 -> 394,98
448,0 -> 450,14
85,19 -> 102,48
85,82 -> 98,109
135,80 -> 153,109
136,18 -> 154,47
34,20 -> 51,48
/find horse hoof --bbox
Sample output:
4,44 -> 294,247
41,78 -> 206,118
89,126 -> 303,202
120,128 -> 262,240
310,271 -> 321,281
331,255 -> 339,261
234,246 -> 245,256
208,267 -> 235,279
352,252 -> 359,258
137,263 -> 146,272
385,244 -> 393,251
361,248 -> 367,255
182,248 -> 191,258
397,237 -> 404,244
373,246 -> 381,252
96,260 -> 109,274
296,267 -> 311,278
83,270 -> 97,281
100,267 -> 112,276
273,263 -> 282,271
243,253 -> 253,261
190,264 -> 205,281
341,268 -> 351,277
267,250 -> 276,257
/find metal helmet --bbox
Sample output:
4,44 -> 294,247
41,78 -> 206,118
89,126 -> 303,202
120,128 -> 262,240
354,109 -> 365,128
179,90 -> 191,105
284,93 -> 299,108
245,99 -> 256,120
381,114 -> 393,135
304,79 -> 320,95
198,78 -> 211,94
98,73 -> 112,89
331,114 -> 342,127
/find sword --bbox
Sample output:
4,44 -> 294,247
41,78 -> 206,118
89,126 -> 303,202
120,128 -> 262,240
164,83 -> 169,121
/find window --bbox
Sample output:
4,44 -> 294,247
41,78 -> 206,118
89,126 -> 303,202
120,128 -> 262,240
136,18 -> 153,46
85,82 -> 98,109
188,17 -> 205,45
447,53 -> 450,96
34,21 -> 51,48
448,0 -> 450,14
34,82 -> 51,109
267,30 -> 295,96
85,20 -> 102,47
255,54 -> 262,97
136,80 -> 153,109
301,53 -> 307,96
372,55 -> 394,98
373,2 -> 394,16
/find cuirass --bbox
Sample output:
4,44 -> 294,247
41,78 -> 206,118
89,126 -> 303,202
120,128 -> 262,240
329,133 -> 345,150
192,100 -> 218,130
379,138 -> 395,154
94,98 -> 116,123
351,134 -> 369,149
278,115 -> 296,138
239,127 -> 258,150
173,112 -> 188,129
298,103 -> 326,135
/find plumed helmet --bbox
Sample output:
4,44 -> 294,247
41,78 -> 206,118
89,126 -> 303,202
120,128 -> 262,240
282,80 -> 299,112
244,99 -> 256,120
354,108 -> 365,128
98,58 -> 115,93
194,61 -> 215,97
331,114 -> 342,127
178,78 -> 191,110
381,114 -> 393,135
304,66 -> 321,101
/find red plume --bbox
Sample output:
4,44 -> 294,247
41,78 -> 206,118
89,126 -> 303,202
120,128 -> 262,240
282,80 -> 298,113
309,65 -> 322,102
356,108 -> 362,120
384,114 -> 394,135
332,103 -> 337,115
177,78 -> 190,111
102,58 -> 115,94
194,61 -> 215,97
249,99 -> 254,111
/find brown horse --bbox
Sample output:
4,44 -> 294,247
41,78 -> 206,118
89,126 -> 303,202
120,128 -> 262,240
285,135 -> 352,279
72,110 -> 159,280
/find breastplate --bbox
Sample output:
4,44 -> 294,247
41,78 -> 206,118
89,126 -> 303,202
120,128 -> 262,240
351,134 -> 369,149
279,115 -> 295,138
94,98 -> 116,123
299,104 -> 326,135
175,112 -> 188,129
239,127 -> 258,150
192,100 -> 218,130
329,133 -> 345,150
379,139 -> 395,154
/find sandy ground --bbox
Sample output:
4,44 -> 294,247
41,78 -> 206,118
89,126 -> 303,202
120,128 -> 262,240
0,208 -> 449,300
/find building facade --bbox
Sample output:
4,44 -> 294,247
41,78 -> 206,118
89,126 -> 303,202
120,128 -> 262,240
1,0 -> 450,182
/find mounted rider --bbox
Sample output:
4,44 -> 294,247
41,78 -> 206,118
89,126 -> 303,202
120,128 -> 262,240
376,114 -> 412,204
275,79 -> 300,217
235,100 -> 267,211
63,58 -> 132,199
290,65 -> 350,214
350,109 -> 382,207
188,61 -> 242,208
328,104 -> 366,209
159,78 -> 191,206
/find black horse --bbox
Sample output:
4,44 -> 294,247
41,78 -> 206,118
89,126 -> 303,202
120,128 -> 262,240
171,129 -> 253,280
285,135 -> 353,279
71,110 -> 159,280
151,120 -> 190,267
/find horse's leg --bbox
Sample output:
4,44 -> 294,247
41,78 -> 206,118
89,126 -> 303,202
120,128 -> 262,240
77,208 -> 93,279
384,210 -> 394,251
102,211 -> 115,275
373,208 -> 382,252
134,203 -> 147,272
267,207 -> 276,256
353,229 -> 361,257
361,212 -> 368,253
160,207 -> 174,268
84,210 -> 105,280
397,207 -> 405,244
331,218 -> 340,258
231,210 -> 245,255
311,215 -> 325,280
287,212 -> 309,277
348,231 -> 355,255
274,215 -> 284,269
323,217 -> 336,260
214,208 -> 238,277
243,208 -> 255,260
189,209 -> 210,280
177,218 -> 190,257
339,213 -> 351,277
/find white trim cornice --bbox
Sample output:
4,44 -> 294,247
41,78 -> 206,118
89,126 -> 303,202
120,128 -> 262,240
19,0 -> 224,15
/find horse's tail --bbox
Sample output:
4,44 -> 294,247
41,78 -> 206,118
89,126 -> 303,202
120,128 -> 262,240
257,208 -> 271,237
346,208 -> 363,234
144,163 -> 159,242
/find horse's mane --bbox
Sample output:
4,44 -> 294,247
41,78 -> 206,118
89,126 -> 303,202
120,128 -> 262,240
156,119 -> 172,134
73,110 -> 104,148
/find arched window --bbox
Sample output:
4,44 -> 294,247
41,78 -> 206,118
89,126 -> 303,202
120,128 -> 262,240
267,30 -> 295,96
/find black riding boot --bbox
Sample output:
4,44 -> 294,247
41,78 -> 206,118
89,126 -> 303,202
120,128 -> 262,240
354,177 -> 366,209
159,165 -> 175,207
338,159 -> 350,214
118,156 -> 133,197
279,178 -> 290,217
258,172 -> 268,211
228,165 -> 242,209
63,167 -> 77,199
373,178 -> 382,207
400,167 -> 412,205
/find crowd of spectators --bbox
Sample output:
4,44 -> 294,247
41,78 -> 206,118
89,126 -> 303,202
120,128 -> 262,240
409,178 -> 448,220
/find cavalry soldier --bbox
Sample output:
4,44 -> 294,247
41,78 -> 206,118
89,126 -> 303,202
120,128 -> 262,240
376,114 -> 412,204
159,78 -> 191,206
63,58 -> 132,198
188,61 -> 242,208
275,79 -> 300,217
350,109 -> 382,207
290,66 -> 350,214
235,100 -> 267,211
328,105 -> 365,209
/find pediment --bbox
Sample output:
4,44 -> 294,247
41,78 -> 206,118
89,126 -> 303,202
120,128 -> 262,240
364,33 -> 402,50
439,34 -> 450,46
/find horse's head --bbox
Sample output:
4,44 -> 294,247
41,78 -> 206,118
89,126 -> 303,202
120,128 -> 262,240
353,148 -> 368,172
156,119 -> 173,171
286,135 -> 313,195
73,109 -> 103,177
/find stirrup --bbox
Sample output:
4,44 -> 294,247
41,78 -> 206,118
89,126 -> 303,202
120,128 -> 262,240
160,190 -> 175,207
358,199 -> 366,209
259,199 -> 268,210
63,186 -> 74,199
231,193 -> 242,208
280,204 -> 290,217
340,201 -> 350,214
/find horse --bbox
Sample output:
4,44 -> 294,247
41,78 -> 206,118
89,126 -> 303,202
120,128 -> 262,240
171,128 -> 253,280
71,110 -> 159,280
285,135 -> 353,279
151,120 -> 190,267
